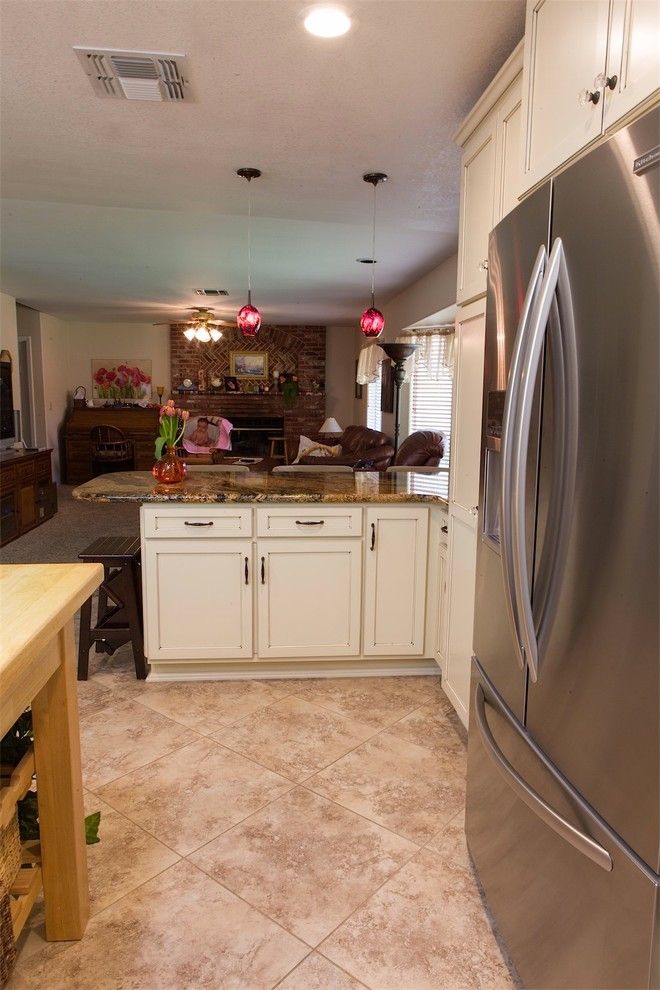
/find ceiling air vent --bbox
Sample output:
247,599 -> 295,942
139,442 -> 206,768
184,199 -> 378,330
73,47 -> 192,102
193,289 -> 229,296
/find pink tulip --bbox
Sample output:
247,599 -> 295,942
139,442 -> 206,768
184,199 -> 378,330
181,409 -> 190,421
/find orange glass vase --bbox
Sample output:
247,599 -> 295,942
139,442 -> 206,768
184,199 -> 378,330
152,446 -> 187,484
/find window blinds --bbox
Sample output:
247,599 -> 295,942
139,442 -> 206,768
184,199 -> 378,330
366,372 -> 382,431
408,334 -> 453,467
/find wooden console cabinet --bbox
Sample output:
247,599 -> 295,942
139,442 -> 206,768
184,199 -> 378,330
0,449 -> 57,547
63,407 -> 160,484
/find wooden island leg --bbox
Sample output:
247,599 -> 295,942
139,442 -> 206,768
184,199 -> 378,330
31,619 -> 89,940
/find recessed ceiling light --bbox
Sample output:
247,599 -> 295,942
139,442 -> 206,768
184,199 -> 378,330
304,5 -> 352,38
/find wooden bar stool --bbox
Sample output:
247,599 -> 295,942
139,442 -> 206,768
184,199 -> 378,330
268,435 -> 288,463
77,535 -> 148,680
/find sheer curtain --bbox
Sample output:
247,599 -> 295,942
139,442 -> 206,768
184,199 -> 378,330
395,325 -> 455,381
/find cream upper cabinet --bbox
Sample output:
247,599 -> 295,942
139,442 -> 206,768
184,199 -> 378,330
456,44 -> 524,304
494,79 -> 524,222
604,0 -> 660,129
363,507 -> 429,656
450,299 -> 487,516
521,0 -> 659,194
457,115 -> 498,305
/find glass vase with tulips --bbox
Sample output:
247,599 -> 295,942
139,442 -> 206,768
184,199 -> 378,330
152,400 -> 189,484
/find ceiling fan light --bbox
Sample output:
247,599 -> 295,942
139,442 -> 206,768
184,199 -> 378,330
360,306 -> 385,338
209,327 -> 222,342
238,303 -> 262,338
195,326 -> 211,342
183,327 -> 196,341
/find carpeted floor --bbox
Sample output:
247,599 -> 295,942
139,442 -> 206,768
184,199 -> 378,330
1,486 -> 140,563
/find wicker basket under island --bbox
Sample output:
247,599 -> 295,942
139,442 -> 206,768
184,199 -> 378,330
0,562 -> 102,979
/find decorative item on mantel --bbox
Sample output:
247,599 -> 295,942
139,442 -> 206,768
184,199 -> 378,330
359,172 -> 388,338
72,385 -> 86,409
236,167 -> 263,338
152,399 -> 189,484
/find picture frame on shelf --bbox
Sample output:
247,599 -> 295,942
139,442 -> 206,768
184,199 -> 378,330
224,375 -> 240,392
230,351 -> 269,379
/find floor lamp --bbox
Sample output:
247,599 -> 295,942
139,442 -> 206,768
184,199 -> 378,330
379,342 -> 419,454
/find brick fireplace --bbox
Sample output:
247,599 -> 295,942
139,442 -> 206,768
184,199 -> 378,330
170,324 -> 327,456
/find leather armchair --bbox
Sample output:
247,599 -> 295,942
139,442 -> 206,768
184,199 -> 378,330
392,430 -> 445,466
298,425 -> 395,470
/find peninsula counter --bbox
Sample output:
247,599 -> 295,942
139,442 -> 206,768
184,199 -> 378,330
73,471 -> 449,681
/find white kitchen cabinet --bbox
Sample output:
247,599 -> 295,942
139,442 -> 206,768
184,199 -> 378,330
455,43 -> 525,304
257,539 -> 361,658
142,539 -> 253,660
494,79 -> 525,221
521,0 -> 659,194
444,507 -> 479,728
363,507 -> 429,656
456,114 -> 498,305
450,299 -> 487,516
435,548 -> 449,670
604,0 -> 660,130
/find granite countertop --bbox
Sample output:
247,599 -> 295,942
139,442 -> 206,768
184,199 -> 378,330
72,470 -> 449,505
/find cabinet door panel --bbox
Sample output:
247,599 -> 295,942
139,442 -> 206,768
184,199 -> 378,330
444,509 -> 478,727
604,0 -> 660,129
457,116 -> 497,304
450,301 -> 486,515
495,78 -> 524,221
257,539 -> 361,658
522,0 -> 609,191
143,539 -> 253,660
363,508 -> 429,656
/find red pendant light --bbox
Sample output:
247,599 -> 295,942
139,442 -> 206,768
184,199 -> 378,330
236,167 -> 262,337
360,172 -> 388,338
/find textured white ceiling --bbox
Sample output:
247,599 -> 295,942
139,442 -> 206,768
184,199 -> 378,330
0,0 -> 524,323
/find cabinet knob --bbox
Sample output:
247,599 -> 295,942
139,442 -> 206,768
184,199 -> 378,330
594,72 -> 617,92
441,525 -> 448,533
478,259 -> 489,272
578,87 -> 601,106
471,505 -> 479,516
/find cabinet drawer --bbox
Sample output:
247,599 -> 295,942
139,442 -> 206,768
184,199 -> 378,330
142,504 -> 252,539
0,465 -> 16,491
256,506 -> 362,538
35,455 -> 52,481
17,461 -> 35,483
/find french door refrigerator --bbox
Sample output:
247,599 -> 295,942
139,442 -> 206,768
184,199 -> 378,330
466,106 -> 659,989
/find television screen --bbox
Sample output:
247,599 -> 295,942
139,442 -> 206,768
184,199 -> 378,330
0,362 -> 15,440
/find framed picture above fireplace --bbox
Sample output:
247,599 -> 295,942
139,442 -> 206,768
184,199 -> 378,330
230,351 -> 269,380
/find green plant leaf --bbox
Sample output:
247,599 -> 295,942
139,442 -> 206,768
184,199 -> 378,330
17,791 -> 40,840
85,811 -> 101,845
154,436 -> 166,459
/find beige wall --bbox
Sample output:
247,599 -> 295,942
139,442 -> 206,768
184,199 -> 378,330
66,322 -> 171,396
325,326 -> 356,428
354,254 -> 458,436
39,313 -> 72,481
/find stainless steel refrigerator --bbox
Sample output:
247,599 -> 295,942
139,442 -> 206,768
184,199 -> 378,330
466,106 -> 659,989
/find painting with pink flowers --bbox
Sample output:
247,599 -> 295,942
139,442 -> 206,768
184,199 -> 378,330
91,359 -> 152,400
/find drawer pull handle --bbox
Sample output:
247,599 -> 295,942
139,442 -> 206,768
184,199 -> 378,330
370,522 -> 376,551
295,520 -> 324,526
261,556 -> 266,584
441,525 -> 448,533
244,556 -> 249,585
184,520 -> 214,527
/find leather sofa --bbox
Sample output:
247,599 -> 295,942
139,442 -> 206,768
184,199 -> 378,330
391,430 -> 445,466
298,425 -> 395,470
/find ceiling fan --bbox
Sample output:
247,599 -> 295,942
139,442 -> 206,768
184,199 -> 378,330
155,307 -> 234,342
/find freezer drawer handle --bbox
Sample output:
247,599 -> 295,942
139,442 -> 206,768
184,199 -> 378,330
474,684 -> 613,873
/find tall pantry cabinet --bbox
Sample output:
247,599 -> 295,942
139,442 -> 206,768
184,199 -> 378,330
444,43 -> 525,725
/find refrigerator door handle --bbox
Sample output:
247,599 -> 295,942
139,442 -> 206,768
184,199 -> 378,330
500,244 -> 547,669
475,684 -> 613,872
511,237 -> 578,682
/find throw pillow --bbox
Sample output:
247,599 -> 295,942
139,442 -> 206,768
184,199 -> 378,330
294,436 -> 342,463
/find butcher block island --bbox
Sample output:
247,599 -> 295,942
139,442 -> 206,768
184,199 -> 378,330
73,470 -> 449,681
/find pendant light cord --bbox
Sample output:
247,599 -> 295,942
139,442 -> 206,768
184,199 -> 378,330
247,180 -> 253,304
370,181 -> 377,308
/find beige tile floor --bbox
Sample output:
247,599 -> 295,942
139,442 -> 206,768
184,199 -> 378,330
9,648 -> 518,990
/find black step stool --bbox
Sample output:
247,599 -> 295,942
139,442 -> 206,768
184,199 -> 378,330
77,535 -> 148,680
